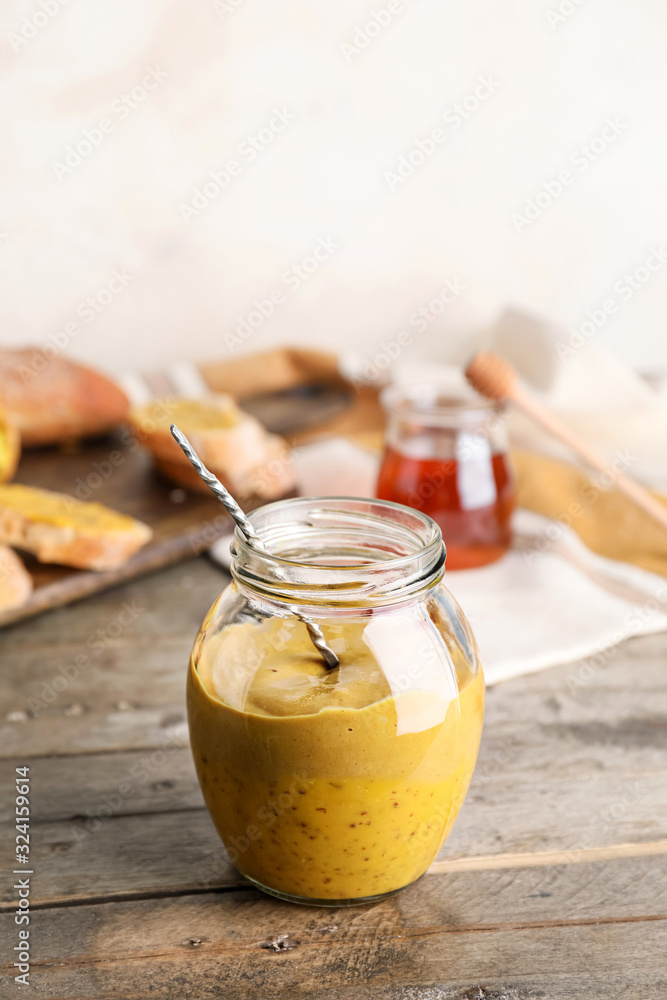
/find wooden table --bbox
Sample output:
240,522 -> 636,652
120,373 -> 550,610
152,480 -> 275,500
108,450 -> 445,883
1,556 -> 666,998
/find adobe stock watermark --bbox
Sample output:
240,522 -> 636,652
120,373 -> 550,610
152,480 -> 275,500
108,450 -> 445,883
19,267 -> 135,381
556,247 -> 667,358
66,441 -> 134,502
546,0 -> 591,29
223,235 -> 339,352
339,0 -> 406,63
52,67 -> 168,179
251,459 -> 291,498
384,74 -> 501,191
353,276 -> 466,385
8,0 -> 72,53
179,108 -> 296,222
511,117 -> 627,233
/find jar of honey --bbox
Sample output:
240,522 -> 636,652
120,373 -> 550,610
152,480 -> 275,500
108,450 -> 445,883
187,497 -> 484,906
376,384 -> 516,569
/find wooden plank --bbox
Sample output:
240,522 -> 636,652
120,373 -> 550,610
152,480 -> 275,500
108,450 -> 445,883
1,857 -> 665,998
0,750 -> 203,824
0,559 -> 225,756
0,808 -> 226,905
0,554 -> 223,653
1,759 -> 666,906
2,689 -> 667,895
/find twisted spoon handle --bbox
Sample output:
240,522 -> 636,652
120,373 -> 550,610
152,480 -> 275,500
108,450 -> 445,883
170,425 -> 266,549
170,424 -> 339,669
293,614 -> 340,670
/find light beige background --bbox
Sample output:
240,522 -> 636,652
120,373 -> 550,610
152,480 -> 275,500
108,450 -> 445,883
1,0 -> 666,376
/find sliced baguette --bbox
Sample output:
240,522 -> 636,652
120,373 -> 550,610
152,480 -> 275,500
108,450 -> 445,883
130,396 -> 298,499
0,545 -> 32,611
0,347 -> 130,446
0,484 -> 152,571
129,396 -> 272,476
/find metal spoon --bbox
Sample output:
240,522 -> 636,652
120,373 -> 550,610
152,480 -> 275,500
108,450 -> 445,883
170,424 -> 339,669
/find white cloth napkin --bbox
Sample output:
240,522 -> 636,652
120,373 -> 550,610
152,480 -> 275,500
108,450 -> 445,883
448,509 -> 667,685
210,436 -> 667,686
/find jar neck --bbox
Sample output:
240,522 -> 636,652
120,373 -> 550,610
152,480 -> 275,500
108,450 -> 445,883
230,497 -> 446,611
381,383 -> 508,457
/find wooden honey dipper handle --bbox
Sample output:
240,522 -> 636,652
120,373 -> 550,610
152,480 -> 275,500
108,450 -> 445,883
466,351 -> 667,533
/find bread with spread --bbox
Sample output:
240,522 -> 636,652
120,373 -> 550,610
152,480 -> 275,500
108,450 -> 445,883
130,396 -> 297,500
0,484 -> 152,570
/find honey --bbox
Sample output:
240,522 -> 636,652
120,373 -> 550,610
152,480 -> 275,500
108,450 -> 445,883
377,385 -> 516,569
376,447 -> 515,569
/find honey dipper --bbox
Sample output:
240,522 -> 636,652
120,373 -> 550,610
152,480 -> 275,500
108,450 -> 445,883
170,424 -> 340,669
465,351 -> 667,533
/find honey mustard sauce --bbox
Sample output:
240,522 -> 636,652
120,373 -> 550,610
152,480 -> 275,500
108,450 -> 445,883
188,614 -> 484,901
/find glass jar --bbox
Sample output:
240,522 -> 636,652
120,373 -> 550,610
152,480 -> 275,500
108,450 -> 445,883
376,384 -> 516,569
187,496 -> 484,906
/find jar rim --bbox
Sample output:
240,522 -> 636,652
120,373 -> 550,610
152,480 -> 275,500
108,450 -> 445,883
381,381 -> 505,424
230,496 -> 446,608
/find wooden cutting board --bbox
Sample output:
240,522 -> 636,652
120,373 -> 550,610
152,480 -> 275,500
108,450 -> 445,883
0,384 -> 353,630
0,434 -> 234,630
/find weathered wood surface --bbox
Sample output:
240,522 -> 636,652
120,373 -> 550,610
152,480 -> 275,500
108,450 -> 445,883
1,556 -> 666,997
1,860 -> 666,998
1,757 -> 666,906
0,558 -> 223,756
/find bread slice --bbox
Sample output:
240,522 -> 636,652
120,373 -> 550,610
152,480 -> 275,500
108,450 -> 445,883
130,396 -> 298,499
0,408 -> 20,483
0,545 -> 32,611
130,396 -> 272,474
0,484 -> 152,571
155,434 -> 297,501
0,347 -> 129,446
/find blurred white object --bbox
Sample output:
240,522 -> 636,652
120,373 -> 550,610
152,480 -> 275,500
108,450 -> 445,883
488,306 -> 561,392
486,307 -> 667,490
388,306 -> 667,489
166,360 -> 211,398
118,371 -> 153,407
